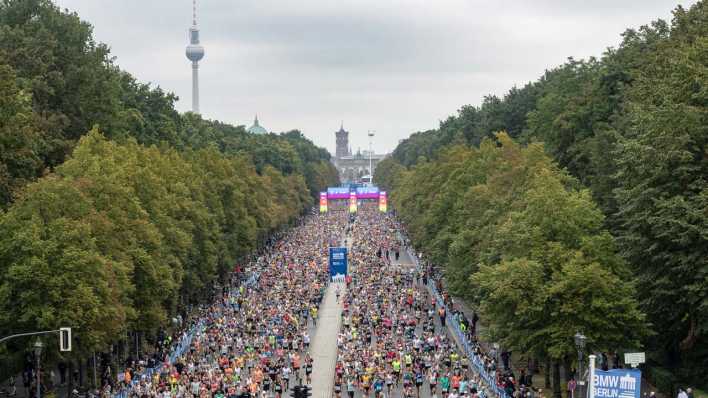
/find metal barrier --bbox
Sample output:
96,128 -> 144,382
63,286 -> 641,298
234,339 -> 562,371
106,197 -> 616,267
406,246 -> 510,398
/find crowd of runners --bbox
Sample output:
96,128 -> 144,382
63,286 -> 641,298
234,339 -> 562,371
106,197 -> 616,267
107,201 -> 507,398
115,212 -> 349,398
333,205 -> 493,398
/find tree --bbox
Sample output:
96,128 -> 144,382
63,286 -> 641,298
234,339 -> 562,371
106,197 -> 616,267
613,3 -> 708,377
0,63 -> 43,207
0,175 -> 133,356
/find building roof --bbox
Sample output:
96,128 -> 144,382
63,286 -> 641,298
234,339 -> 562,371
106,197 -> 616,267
247,115 -> 268,135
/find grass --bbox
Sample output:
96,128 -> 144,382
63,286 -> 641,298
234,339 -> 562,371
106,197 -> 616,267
694,389 -> 708,398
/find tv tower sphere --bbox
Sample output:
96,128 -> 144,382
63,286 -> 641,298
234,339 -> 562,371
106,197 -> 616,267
186,27 -> 204,61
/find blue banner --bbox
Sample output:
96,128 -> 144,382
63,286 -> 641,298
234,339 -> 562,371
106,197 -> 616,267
329,247 -> 348,282
592,369 -> 641,398
327,187 -> 351,199
355,187 -> 379,194
327,187 -> 350,194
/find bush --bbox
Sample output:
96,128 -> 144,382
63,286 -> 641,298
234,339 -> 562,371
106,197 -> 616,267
646,367 -> 677,397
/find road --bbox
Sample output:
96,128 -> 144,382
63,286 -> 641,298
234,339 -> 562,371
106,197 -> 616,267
310,283 -> 345,398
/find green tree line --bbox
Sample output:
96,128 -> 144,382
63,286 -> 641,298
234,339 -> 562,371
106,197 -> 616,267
0,130 -> 313,354
0,0 -> 338,382
382,135 -> 648,397
376,1 -> 707,391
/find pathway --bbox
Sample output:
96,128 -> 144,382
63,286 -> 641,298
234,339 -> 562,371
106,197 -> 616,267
310,282 -> 345,398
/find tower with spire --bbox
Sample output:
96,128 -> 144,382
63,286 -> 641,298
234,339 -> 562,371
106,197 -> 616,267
331,122 -> 389,184
335,122 -> 351,158
247,115 -> 268,134
185,0 -> 205,113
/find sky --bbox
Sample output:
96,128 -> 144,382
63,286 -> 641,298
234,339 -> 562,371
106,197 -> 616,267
54,0 -> 697,155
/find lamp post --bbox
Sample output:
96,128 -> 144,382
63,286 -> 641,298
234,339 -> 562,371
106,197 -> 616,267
33,340 -> 43,398
368,131 -> 375,185
574,332 -> 587,398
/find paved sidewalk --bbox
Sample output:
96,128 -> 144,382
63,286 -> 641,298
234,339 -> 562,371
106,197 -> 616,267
310,282 -> 344,398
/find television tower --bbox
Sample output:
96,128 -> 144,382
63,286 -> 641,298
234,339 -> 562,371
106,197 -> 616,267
185,0 -> 205,113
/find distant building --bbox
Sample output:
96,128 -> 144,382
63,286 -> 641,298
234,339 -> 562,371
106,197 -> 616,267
335,124 -> 352,158
331,124 -> 388,183
247,115 -> 268,135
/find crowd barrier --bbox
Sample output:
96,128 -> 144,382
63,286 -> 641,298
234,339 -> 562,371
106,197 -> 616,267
111,271 -> 259,398
405,245 -> 510,398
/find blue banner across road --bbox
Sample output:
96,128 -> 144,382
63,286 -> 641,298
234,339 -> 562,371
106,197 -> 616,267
592,369 -> 641,398
329,247 -> 348,282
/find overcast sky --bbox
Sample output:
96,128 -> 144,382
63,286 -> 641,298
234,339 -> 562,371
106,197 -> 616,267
54,0 -> 696,155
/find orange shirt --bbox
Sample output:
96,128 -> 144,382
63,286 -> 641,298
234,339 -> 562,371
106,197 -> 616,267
452,375 -> 461,388
253,369 -> 263,383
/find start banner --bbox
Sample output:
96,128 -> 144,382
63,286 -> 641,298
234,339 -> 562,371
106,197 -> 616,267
356,186 -> 380,199
327,187 -> 350,200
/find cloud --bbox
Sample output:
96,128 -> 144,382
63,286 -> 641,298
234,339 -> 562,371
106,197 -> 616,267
54,0 -> 696,154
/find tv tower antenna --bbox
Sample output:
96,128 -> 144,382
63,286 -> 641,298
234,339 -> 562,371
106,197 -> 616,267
185,0 -> 205,113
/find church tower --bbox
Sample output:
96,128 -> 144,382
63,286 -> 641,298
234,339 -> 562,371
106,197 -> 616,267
335,123 -> 351,158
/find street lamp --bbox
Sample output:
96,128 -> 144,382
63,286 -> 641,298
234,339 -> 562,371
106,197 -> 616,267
33,340 -> 43,398
574,332 -> 587,398
368,131 -> 375,185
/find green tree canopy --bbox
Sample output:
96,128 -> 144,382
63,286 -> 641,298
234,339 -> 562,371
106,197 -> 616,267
376,2 -> 708,384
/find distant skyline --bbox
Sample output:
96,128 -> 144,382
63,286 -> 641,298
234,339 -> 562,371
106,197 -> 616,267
54,0 -> 696,155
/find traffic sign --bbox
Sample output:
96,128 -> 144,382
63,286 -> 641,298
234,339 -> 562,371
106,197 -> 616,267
623,352 -> 645,367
